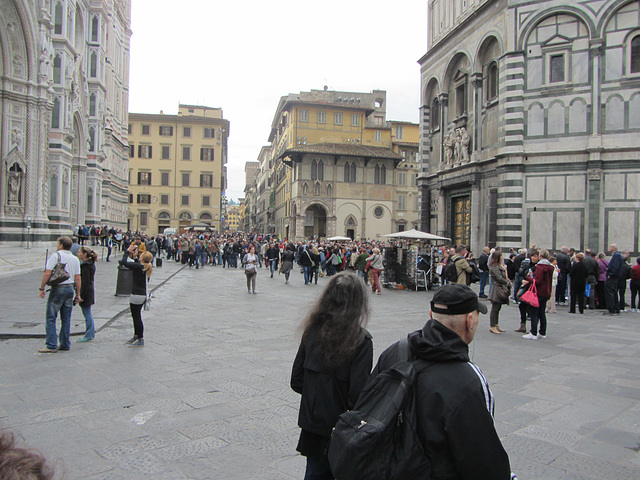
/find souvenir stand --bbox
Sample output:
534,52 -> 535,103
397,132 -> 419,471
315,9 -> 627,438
380,229 -> 450,291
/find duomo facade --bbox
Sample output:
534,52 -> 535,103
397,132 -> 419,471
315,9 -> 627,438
0,0 -> 131,242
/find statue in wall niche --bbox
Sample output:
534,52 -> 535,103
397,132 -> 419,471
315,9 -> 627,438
460,127 -> 470,163
8,171 -> 22,205
443,134 -> 454,165
453,128 -> 462,163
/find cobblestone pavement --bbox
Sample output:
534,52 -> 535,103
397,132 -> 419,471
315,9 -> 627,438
0,253 -> 186,339
1,263 -> 640,479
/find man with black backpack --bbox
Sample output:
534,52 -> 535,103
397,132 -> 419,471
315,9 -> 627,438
329,284 -> 515,480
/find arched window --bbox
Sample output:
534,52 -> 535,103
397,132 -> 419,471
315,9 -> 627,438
158,211 -> 171,220
89,93 -> 96,116
302,182 -> 308,195
327,183 -> 332,196
431,98 -> 440,131
351,163 -> 356,182
374,164 -> 387,185
88,127 -> 95,151
632,35 -> 640,74
344,162 -> 350,182
90,52 -> 97,77
311,159 -> 324,181
87,188 -> 93,213
54,2 -> 63,35
91,16 -> 99,42
49,175 -> 58,207
51,98 -> 60,129
487,62 -> 498,101
53,55 -> 62,84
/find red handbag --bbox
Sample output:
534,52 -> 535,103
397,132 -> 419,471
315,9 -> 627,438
520,279 -> 539,307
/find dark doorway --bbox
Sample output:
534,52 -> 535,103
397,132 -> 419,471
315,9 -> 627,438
304,204 -> 327,238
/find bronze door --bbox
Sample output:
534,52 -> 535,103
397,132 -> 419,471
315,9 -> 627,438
452,195 -> 470,247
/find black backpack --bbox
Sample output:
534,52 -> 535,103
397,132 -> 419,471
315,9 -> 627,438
444,257 -> 461,283
328,338 -> 433,480
518,258 -> 532,279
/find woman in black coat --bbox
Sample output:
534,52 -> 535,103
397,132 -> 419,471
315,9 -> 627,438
570,253 -> 588,314
76,246 -> 97,342
119,249 -> 153,346
291,272 -> 373,480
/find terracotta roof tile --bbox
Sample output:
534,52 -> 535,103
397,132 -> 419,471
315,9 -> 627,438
280,143 -> 403,160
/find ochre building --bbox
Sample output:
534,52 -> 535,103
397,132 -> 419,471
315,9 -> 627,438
127,105 -> 229,234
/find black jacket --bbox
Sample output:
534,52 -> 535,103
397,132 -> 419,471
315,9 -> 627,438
291,326 -> 373,439
570,261 -> 588,289
118,258 -> 148,296
79,259 -> 95,307
299,249 -> 314,267
556,252 -> 571,274
478,252 -> 489,272
372,320 -> 511,480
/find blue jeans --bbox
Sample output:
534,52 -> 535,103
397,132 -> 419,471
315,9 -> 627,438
81,305 -> 95,340
303,266 -> 311,284
269,259 -> 277,276
479,270 -> 489,295
45,284 -> 75,350
200,252 -> 207,266
358,269 -> 369,284
304,456 -> 333,480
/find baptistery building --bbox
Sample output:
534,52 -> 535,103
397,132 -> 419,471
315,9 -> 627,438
419,0 -> 640,255
0,0 -> 131,242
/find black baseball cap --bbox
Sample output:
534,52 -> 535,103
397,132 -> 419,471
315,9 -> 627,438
431,284 -> 488,315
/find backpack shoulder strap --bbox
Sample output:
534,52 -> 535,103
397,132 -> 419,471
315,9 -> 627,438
399,336 -> 434,374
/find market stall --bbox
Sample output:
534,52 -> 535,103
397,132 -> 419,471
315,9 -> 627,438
380,229 -> 450,291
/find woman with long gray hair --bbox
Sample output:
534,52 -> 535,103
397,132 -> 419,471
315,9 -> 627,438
291,272 -> 373,480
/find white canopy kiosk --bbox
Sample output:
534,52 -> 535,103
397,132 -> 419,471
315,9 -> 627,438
380,229 -> 451,290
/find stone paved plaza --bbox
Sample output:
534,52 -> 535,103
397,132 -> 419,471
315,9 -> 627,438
1,262 -> 640,479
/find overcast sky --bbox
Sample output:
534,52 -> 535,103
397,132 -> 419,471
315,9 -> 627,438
128,1 -> 429,202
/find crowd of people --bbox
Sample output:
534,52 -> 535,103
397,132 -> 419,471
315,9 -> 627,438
434,243 -> 640,341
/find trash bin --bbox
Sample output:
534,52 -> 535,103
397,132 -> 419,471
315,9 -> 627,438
115,266 -> 133,296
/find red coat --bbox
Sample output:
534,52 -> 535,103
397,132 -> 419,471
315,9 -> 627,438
526,261 -> 554,299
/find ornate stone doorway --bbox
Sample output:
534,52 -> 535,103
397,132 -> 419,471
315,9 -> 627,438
304,204 -> 327,238
452,195 -> 470,247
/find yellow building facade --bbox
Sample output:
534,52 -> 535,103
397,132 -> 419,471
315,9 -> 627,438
226,204 -> 242,232
267,89 -> 404,241
127,105 -> 229,234
389,121 -> 421,231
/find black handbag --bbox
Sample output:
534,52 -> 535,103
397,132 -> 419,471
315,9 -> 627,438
46,252 -> 70,286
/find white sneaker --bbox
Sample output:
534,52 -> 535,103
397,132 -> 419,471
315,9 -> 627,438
538,334 -> 546,339
522,333 -> 538,340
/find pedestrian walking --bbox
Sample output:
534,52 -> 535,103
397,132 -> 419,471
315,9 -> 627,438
281,244 -> 296,284
243,246 -> 258,294
37,236 -> 82,353
76,246 -> 98,342
488,250 -> 510,334
366,248 -> 384,295
291,272 -> 373,480
119,250 -> 153,347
